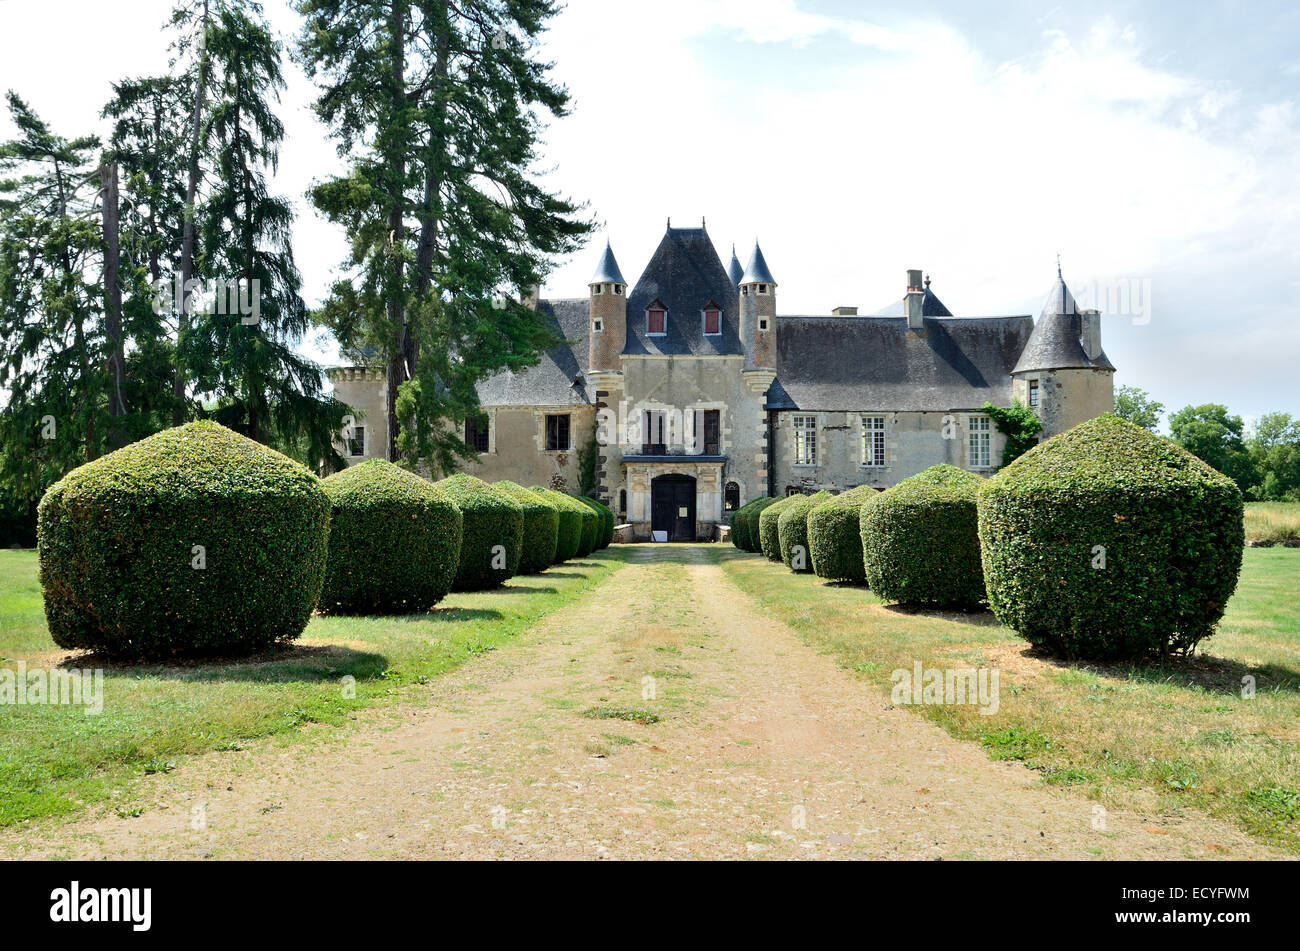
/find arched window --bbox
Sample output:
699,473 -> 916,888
724,481 -> 740,512
619,488 -> 627,515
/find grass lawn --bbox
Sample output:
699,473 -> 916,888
1244,501 -> 1300,545
0,548 -> 627,828
714,546 -> 1300,854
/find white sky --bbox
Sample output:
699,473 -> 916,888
1,0 -> 1297,422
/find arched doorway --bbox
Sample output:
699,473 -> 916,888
651,474 -> 696,541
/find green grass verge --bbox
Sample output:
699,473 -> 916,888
0,547 -> 627,828
712,546 -> 1300,855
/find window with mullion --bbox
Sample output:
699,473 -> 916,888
793,416 -> 817,466
861,416 -> 886,467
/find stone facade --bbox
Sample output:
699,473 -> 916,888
327,223 -> 1115,541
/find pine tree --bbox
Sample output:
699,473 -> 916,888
297,0 -> 594,471
187,3 -> 348,464
0,94 -> 109,499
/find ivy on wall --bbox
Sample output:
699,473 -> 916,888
981,400 -> 1043,467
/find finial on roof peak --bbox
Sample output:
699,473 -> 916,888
1056,253 -> 1062,280
924,273 -> 931,289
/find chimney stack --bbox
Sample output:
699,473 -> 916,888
1080,308 -> 1101,361
905,269 -> 924,330
831,306 -> 858,316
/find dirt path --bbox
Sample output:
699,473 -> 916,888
5,546 -> 1281,860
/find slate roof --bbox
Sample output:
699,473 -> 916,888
1011,276 -> 1116,373
769,314 -> 1034,411
740,241 -> 777,285
871,285 -> 954,317
726,245 -> 744,287
622,227 -> 745,357
474,298 -> 594,407
590,241 -> 626,285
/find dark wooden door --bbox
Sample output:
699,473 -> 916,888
651,475 -> 696,541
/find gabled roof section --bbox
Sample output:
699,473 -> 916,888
590,240 -> 626,285
622,227 -> 743,356
871,283 -> 954,318
740,240 -> 777,285
474,298 -> 594,407
770,314 -> 1034,411
726,244 -> 744,287
1011,275 -> 1116,373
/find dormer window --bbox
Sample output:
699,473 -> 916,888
703,304 -> 721,336
647,302 -> 666,336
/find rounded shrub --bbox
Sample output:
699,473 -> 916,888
37,421 -> 330,658
533,487 -> 584,563
861,465 -> 985,608
807,485 -> 880,582
731,497 -> 777,552
495,480 -> 560,574
319,460 -> 462,614
572,496 -> 599,556
431,474 -> 524,591
778,490 -> 831,571
978,414 -> 1244,659
758,494 -> 802,561
580,496 -> 614,548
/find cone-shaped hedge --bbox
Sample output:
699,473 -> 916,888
432,474 -> 524,590
778,490 -> 831,571
495,480 -> 560,573
533,487 -> 584,562
320,460 -> 462,614
732,497 -> 777,552
37,421 -> 330,657
758,494 -> 802,561
580,496 -> 614,548
978,414 -> 1244,659
808,485 -> 880,582
861,465 -> 985,608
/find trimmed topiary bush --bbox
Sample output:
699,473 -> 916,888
37,421 -> 330,657
320,460 -> 462,614
758,494 -> 802,561
778,490 -> 831,571
861,465 -> 985,608
533,487 -> 584,563
431,474 -> 524,590
572,495 -> 599,556
580,496 -> 614,548
495,480 -> 560,574
978,414 -> 1245,659
732,496 -> 777,552
808,485 -> 880,582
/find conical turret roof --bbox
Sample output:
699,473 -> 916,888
590,240 -> 626,285
727,244 -> 744,287
1012,272 -> 1114,374
740,241 -> 776,285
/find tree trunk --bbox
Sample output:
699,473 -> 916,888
175,0 -> 211,424
99,159 -> 128,428
385,0 -> 408,462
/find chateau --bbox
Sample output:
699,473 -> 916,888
328,222 -> 1116,541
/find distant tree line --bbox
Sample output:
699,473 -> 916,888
1114,385 -> 1299,501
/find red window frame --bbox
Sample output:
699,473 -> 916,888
703,308 -> 720,334
647,308 -> 666,334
